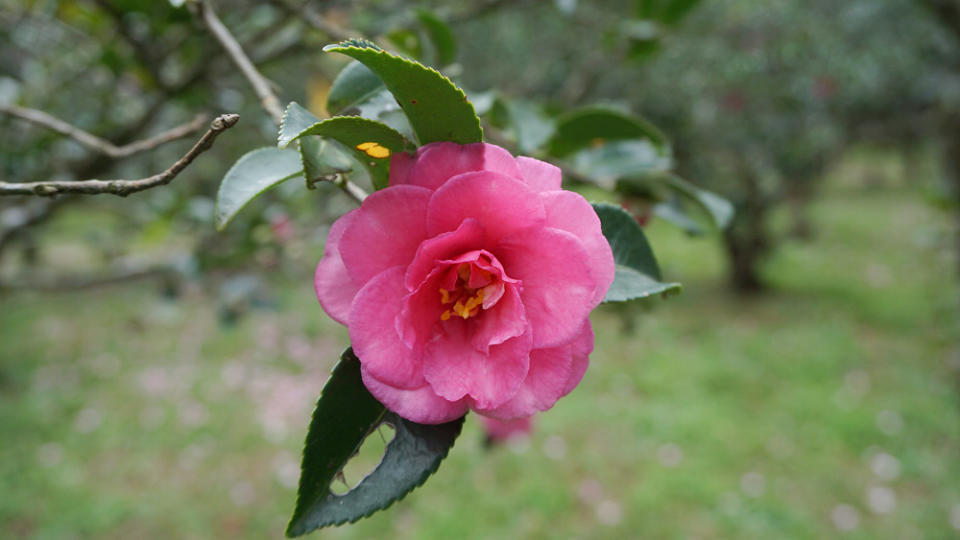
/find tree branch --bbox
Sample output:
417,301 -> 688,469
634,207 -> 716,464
192,1 -> 368,202
0,105 -> 208,159
194,0 -> 284,125
266,0 -> 357,42
0,114 -> 239,197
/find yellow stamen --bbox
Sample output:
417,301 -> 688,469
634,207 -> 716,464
439,288 -> 453,304
355,141 -> 391,159
439,265 -> 490,322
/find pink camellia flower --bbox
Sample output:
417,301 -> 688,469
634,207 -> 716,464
315,142 -> 614,424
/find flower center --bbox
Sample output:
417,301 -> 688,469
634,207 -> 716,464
439,264 -> 492,321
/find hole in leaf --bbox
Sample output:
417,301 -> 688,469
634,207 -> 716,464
330,422 -> 397,495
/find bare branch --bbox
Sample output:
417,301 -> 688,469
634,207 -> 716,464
191,1 -> 368,203
194,0 -> 284,125
0,114 -> 240,197
267,0 -> 356,42
0,105 -> 208,159
0,263 -> 178,292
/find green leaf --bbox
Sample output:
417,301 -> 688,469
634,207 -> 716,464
635,0 -> 704,25
278,102 -> 322,147
279,103 -> 414,190
593,202 -> 682,302
215,148 -> 302,231
650,175 -> 734,233
568,139 -> 671,185
298,136 -> 354,184
324,40 -> 483,145
548,106 -> 669,157
415,9 -> 457,65
504,99 -> 555,153
287,349 -> 465,536
327,61 -> 386,116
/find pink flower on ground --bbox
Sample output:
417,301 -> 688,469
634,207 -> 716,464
481,415 -> 534,444
315,142 -> 614,424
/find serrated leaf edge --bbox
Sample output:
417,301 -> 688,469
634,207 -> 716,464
289,414 -> 465,534
323,41 -> 483,144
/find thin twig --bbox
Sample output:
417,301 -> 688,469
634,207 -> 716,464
193,0 -> 368,202
195,0 -> 284,125
0,114 -> 240,197
0,105 -> 208,159
0,263 -> 177,292
266,0 -> 356,42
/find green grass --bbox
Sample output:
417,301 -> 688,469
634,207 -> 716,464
1,178 -> 958,539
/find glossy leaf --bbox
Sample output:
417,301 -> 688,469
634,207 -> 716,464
593,202 -> 682,302
324,40 -> 483,145
279,101 -> 323,146
504,99 -> 555,153
651,175 -> 734,233
288,349 -> 465,536
215,148 -> 302,230
280,103 -> 413,190
299,136 -> 354,184
327,61 -> 386,116
568,139 -> 671,185
287,349 -> 386,535
548,106 -> 668,157
416,9 -> 457,65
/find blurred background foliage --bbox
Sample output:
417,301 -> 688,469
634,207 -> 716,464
1,0 -> 959,538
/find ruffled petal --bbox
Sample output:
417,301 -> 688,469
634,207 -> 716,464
423,320 -> 532,409
314,209 -> 360,325
562,321 -> 594,396
469,284 -> 527,353
339,185 -> 432,285
516,156 -> 562,192
404,218 -> 485,291
395,142 -> 522,190
476,345 -> 571,420
426,171 -> 545,244
540,190 -> 616,306
362,367 -> 469,425
480,320 -> 594,419
349,266 -> 425,389
495,227 -> 596,348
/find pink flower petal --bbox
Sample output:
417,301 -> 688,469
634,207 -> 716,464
362,367 -> 469,425
396,265 -> 449,349
340,185 -> 432,285
516,156 -> 562,192
476,345 -> 571,420
495,227 -> 596,348
397,142 -> 522,190
479,321 -> 594,419
469,284 -> 527,352
314,209 -> 360,325
388,150 -> 417,186
349,266 -> 424,389
423,320 -> 532,409
562,321 -> 594,396
426,171 -> 545,244
404,218 -> 486,291
540,191 -> 616,306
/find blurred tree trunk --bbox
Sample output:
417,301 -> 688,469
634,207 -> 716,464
921,1 -> 960,275
786,179 -> 816,241
722,163 -> 770,294
942,116 -> 960,276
